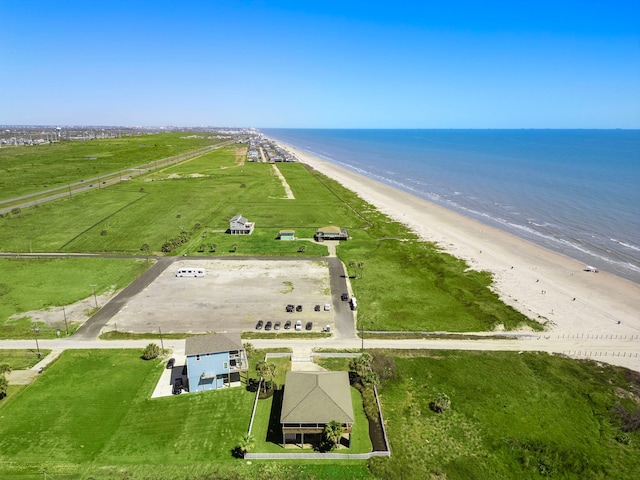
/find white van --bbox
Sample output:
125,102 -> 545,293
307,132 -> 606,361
176,268 -> 205,277
350,297 -> 357,310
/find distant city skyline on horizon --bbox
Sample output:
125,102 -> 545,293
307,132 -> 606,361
2,1 -> 638,129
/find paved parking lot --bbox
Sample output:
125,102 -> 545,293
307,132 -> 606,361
104,259 -> 334,334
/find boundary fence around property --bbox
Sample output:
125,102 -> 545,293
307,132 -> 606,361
246,351 -> 391,460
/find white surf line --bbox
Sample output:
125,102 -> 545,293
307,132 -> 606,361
271,163 -> 295,199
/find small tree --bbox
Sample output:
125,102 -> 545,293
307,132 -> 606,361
142,343 -> 161,360
357,261 -> 365,279
237,434 -> 255,457
0,375 -> 7,398
243,342 -> 255,359
349,352 -> 373,379
0,363 -> 12,375
429,393 -> 451,413
324,420 -> 344,450
256,361 -> 278,392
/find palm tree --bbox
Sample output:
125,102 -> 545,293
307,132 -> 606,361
256,361 -> 278,392
238,434 -> 255,456
324,420 -> 344,450
357,261 -> 365,278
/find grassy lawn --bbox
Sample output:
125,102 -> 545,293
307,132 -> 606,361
0,349 -> 51,370
0,133 -> 223,201
1,141 -> 541,335
0,349 -> 372,480
368,350 -> 640,479
0,257 -> 149,339
252,386 -> 372,454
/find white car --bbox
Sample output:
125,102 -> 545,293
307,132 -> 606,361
295,320 -> 302,331
324,304 -> 331,311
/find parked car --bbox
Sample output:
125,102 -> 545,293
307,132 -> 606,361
265,321 -> 272,331
255,320 -> 264,330
296,305 -> 303,312
295,320 -> 302,331
286,304 -> 295,313
274,321 -> 281,330
341,293 -> 349,301
166,358 -> 175,369
324,303 -> 331,311
284,320 -> 291,330
314,304 -> 321,311
173,378 -> 183,395
305,321 -> 313,331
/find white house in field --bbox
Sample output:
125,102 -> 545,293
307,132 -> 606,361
229,214 -> 255,235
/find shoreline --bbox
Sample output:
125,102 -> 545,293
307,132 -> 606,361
275,140 -> 640,337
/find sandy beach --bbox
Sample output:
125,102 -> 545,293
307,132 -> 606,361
278,142 -> 640,340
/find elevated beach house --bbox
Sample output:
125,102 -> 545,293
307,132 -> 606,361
185,333 -> 248,392
281,371 -> 355,448
229,214 -> 255,235
314,225 -> 349,241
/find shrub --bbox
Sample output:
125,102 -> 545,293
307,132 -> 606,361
10,207 -> 21,215
141,343 -> 160,360
429,393 -> 451,413
100,230 -> 108,236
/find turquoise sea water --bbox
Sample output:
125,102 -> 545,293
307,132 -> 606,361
262,129 -> 640,284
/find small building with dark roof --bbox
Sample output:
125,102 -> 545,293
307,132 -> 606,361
281,371 -> 355,447
185,333 -> 248,392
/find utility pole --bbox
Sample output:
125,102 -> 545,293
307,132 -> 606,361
62,306 -> 69,336
159,327 -> 165,355
90,284 -> 98,308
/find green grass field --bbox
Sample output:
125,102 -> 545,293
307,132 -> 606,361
368,350 -> 640,480
0,349 -> 372,480
0,133 -> 223,201
2,349 -> 637,479
0,349 -> 50,370
0,144 -> 540,333
0,257 -> 149,338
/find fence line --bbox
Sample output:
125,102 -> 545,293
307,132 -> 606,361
247,378 -> 263,436
373,384 -> 391,454
246,352 -> 392,458
562,351 -> 639,358
245,451 -> 390,460
557,334 -> 638,340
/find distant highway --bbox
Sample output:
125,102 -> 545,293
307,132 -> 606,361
0,142 -> 231,214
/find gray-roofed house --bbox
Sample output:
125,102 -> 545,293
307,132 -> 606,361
185,333 -> 248,392
229,214 -> 255,235
281,371 -> 355,448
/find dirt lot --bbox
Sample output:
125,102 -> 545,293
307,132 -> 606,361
103,259 -> 333,334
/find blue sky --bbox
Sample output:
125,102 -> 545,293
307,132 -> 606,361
2,1 -> 638,128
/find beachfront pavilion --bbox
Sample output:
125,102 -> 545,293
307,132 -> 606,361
280,371 -> 354,448
314,225 -> 349,241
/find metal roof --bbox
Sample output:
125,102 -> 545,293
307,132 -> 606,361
281,371 -> 354,424
185,332 -> 243,356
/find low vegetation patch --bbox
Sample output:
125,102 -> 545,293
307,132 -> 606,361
368,350 -> 640,479
0,257 -> 149,339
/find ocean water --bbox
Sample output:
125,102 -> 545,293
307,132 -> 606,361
262,129 -> 640,284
